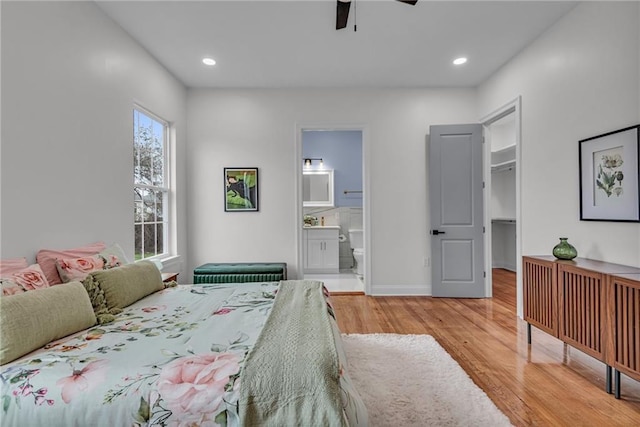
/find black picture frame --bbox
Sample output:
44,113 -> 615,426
579,124 -> 640,222
224,167 -> 259,212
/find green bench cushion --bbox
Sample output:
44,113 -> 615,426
194,263 -> 286,275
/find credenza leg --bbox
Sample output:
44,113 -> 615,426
614,369 -> 621,399
527,322 -> 531,345
606,365 -> 612,394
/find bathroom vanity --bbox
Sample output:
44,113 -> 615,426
303,226 -> 339,273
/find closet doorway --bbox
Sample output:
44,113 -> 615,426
296,126 -> 368,294
481,97 -> 523,316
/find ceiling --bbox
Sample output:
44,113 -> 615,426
95,0 -> 578,89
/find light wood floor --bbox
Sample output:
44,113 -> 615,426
331,269 -> 640,426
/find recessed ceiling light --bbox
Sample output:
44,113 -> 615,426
453,57 -> 467,66
202,57 -> 216,66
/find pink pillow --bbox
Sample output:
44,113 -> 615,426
36,242 -> 106,285
55,254 -> 121,283
0,257 -> 29,276
0,264 -> 50,296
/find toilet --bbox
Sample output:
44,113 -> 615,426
348,229 -> 364,276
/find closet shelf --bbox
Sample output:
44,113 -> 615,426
491,160 -> 516,172
491,144 -> 516,172
491,218 -> 516,224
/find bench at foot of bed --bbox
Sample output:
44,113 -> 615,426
193,262 -> 287,284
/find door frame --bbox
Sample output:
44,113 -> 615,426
294,123 -> 371,295
479,96 -> 522,316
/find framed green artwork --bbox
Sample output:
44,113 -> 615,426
224,167 -> 259,212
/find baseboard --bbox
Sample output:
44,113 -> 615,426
370,284 -> 431,296
330,290 -> 365,296
492,262 -> 516,272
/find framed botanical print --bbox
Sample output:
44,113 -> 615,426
579,125 -> 639,222
224,167 -> 259,212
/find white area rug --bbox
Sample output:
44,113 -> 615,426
342,333 -> 512,426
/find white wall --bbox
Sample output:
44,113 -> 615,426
479,1 -> 640,267
187,89 -> 476,293
4,1 -> 637,297
1,1 -> 188,276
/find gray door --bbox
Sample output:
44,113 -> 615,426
429,124 -> 485,297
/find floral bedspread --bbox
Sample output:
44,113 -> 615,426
1,282 -> 366,426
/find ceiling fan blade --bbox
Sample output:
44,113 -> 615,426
336,0 -> 351,30
336,0 -> 415,31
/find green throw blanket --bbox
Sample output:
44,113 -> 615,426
238,280 -> 347,426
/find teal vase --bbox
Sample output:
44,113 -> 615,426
553,237 -> 578,260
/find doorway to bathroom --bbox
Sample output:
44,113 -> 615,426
297,127 -> 366,294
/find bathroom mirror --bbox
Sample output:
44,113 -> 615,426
303,170 -> 334,207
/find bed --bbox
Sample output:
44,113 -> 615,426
0,261 -> 367,426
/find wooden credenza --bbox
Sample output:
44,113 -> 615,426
607,272 -> 640,398
523,256 -> 640,398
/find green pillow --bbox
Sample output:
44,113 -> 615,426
0,282 -> 97,365
82,273 -> 117,324
87,261 -> 164,312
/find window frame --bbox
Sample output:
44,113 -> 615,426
133,105 -> 172,262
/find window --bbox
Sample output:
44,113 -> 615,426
133,107 -> 170,261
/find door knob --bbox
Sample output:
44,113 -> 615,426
431,230 -> 446,235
